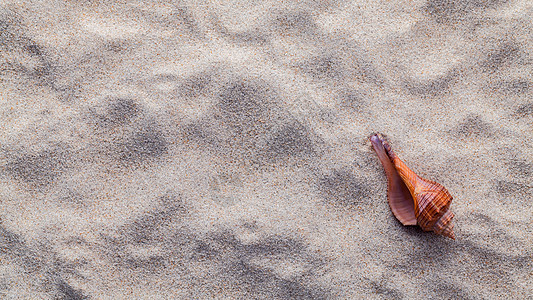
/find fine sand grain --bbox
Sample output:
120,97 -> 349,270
1,1 -> 532,299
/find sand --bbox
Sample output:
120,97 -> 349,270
0,0 -> 531,299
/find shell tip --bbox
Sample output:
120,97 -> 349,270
370,133 -> 382,144
443,228 -> 456,240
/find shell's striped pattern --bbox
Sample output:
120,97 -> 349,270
371,133 -> 455,239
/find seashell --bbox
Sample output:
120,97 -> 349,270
370,133 -> 455,239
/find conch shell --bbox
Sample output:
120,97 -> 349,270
370,133 -> 455,239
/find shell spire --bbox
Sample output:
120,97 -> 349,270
370,133 -> 455,239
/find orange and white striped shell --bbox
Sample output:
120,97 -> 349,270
370,133 -> 455,239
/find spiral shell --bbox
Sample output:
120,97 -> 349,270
370,133 -> 455,239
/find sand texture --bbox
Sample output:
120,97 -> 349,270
1,1 -> 532,299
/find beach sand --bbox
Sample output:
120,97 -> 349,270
0,1 -> 531,298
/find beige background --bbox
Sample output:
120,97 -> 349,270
1,0 -> 532,299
